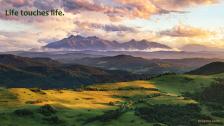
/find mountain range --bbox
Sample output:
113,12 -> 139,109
44,35 -> 171,51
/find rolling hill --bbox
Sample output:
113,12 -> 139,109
68,55 -> 224,74
188,62 -> 224,75
73,55 -> 160,74
0,55 -> 224,126
0,54 -> 60,67
0,54 -> 142,88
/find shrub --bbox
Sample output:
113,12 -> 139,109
211,111 -> 224,118
43,115 -> 65,124
14,109 -> 33,116
29,88 -> 46,95
205,102 -> 223,111
200,84 -> 224,104
25,99 -> 43,104
84,108 -> 126,124
153,123 -> 166,126
38,104 -> 57,116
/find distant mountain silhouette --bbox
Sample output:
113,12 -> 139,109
44,35 -> 171,51
188,62 -> 224,75
0,54 -> 143,88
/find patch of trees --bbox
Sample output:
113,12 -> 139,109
77,86 -> 159,91
38,105 -> 65,125
135,104 -> 213,126
14,108 -> 34,116
38,104 -> 57,116
201,84 -> 224,104
13,105 -> 65,125
84,101 -> 134,124
117,86 -> 159,91
183,78 -> 224,105
25,99 -> 44,104
42,115 -> 65,125
84,108 -> 126,124
29,88 -> 46,94
211,111 -> 224,118
151,72 -> 177,78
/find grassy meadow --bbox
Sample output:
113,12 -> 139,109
0,74 -> 223,126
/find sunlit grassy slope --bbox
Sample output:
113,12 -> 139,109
0,81 -> 158,109
10,88 -> 121,109
0,81 -> 162,126
150,74 -> 215,95
0,74 -> 223,126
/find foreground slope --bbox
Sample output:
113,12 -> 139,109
0,80 -> 198,126
1,72 -> 223,126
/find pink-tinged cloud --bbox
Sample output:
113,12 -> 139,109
74,21 -> 138,32
63,0 -> 105,12
5,0 -> 30,7
60,0 -> 219,20
0,0 -> 220,21
112,0 -> 219,18
153,0 -> 219,10
160,25 -> 215,37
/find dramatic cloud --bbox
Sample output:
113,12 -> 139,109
0,0 -> 223,51
74,21 -> 138,32
0,12 -> 77,51
160,25 -> 214,37
153,0 -> 219,10
0,0 -> 220,21
0,31 -> 43,51
62,0 -> 105,12
110,0 -> 219,19
4,0 -> 31,7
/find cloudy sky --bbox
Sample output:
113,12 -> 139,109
0,0 -> 223,51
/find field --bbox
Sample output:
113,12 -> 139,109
0,75 -> 223,126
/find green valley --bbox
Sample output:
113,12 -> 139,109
0,73 -> 223,126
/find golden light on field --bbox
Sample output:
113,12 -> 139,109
7,81 -> 159,109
